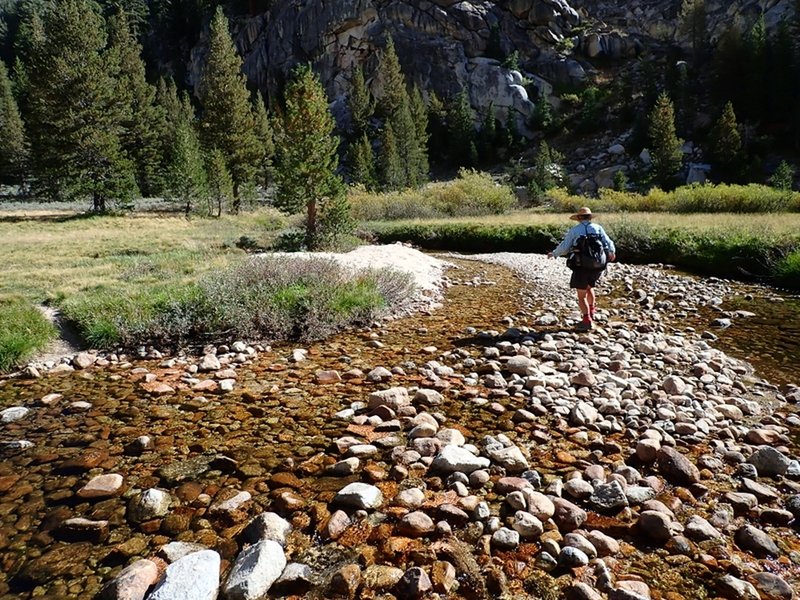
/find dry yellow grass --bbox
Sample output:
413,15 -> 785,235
0,208 -> 285,302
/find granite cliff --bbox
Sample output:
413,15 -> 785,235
187,0 -> 795,139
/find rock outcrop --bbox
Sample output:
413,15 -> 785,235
186,0 -> 793,142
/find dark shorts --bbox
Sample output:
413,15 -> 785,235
570,268 -> 605,289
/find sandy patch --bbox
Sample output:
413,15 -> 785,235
268,243 -> 453,300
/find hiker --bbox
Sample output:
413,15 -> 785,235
547,206 -> 616,331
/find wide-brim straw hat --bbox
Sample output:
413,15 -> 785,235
570,206 -> 593,221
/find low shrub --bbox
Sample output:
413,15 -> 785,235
370,223 -> 563,253
60,284 -> 204,348
774,250 -> 800,289
0,298 -> 56,372
350,170 -> 516,221
59,256 -> 416,349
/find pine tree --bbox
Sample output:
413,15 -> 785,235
647,93 -> 684,188
0,60 -> 28,185
252,92 -> 275,190
769,160 -> 795,190
349,132 -> 377,190
426,91 -> 448,165
408,85 -> 429,184
448,90 -> 477,166
348,63 -> 373,139
170,119 -> 207,215
377,35 -> 421,189
712,26 -> 745,109
108,10 -> 163,197
377,123 -> 404,191
274,65 -> 349,250
153,77 -> 194,196
530,141 -> 565,198
206,148 -> 234,217
503,110 -> 518,153
707,101 -> 743,181
678,0 -> 707,67
24,0 -> 136,210
478,102 -> 498,163
742,15 -> 768,121
199,6 -> 261,212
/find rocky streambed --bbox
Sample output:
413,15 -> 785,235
0,254 -> 799,600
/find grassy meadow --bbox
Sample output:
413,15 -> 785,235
0,207 -> 411,369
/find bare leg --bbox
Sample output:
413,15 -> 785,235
586,286 -> 596,316
576,288 -> 590,317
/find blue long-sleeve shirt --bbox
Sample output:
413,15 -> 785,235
552,221 -> 616,258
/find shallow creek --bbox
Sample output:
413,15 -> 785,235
0,257 -> 798,599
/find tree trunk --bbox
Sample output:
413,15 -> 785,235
306,198 -> 317,250
93,193 -> 106,213
232,182 -> 241,214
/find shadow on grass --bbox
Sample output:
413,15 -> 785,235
0,211 -> 105,224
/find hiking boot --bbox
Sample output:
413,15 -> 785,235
576,319 -> 593,331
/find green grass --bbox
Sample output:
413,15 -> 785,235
0,298 -> 57,371
57,257 -> 413,349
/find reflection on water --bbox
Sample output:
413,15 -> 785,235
690,291 -> 800,389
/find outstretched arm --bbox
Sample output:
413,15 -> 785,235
549,228 -> 578,258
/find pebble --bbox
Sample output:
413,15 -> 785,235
0,406 -> 30,423
333,482 -> 383,510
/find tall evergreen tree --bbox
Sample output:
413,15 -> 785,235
207,148 -> 234,217
678,0 -> 707,67
274,65 -> 350,250
742,15 -> 768,121
377,35 -> 422,189
153,76 -> 190,194
448,90 -> 477,166
647,93 -> 684,188
252,92 -> 275,189
712,26 -> 745,109
408,85 -> 429,183
348,63 -> 373,139
199,6 -> 261,212
426,91 -> 448,165
349,132 -> 377,190
170,119 -> 207,215
24,0 -> 135,210
377,123 -> 403,191
108,10 -> 163,197
707,101 -> 743,181
478,102 -> 498,163
0,60 -> 28,185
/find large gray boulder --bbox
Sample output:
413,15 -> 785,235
148,550 -> 220,600
224,540 -> 287,600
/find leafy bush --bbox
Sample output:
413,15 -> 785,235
0,298 -> 56,372
350,169 -> 516,221
59,256 -> 416,348
370,223 -> 563,253
774,250 -> 800,288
